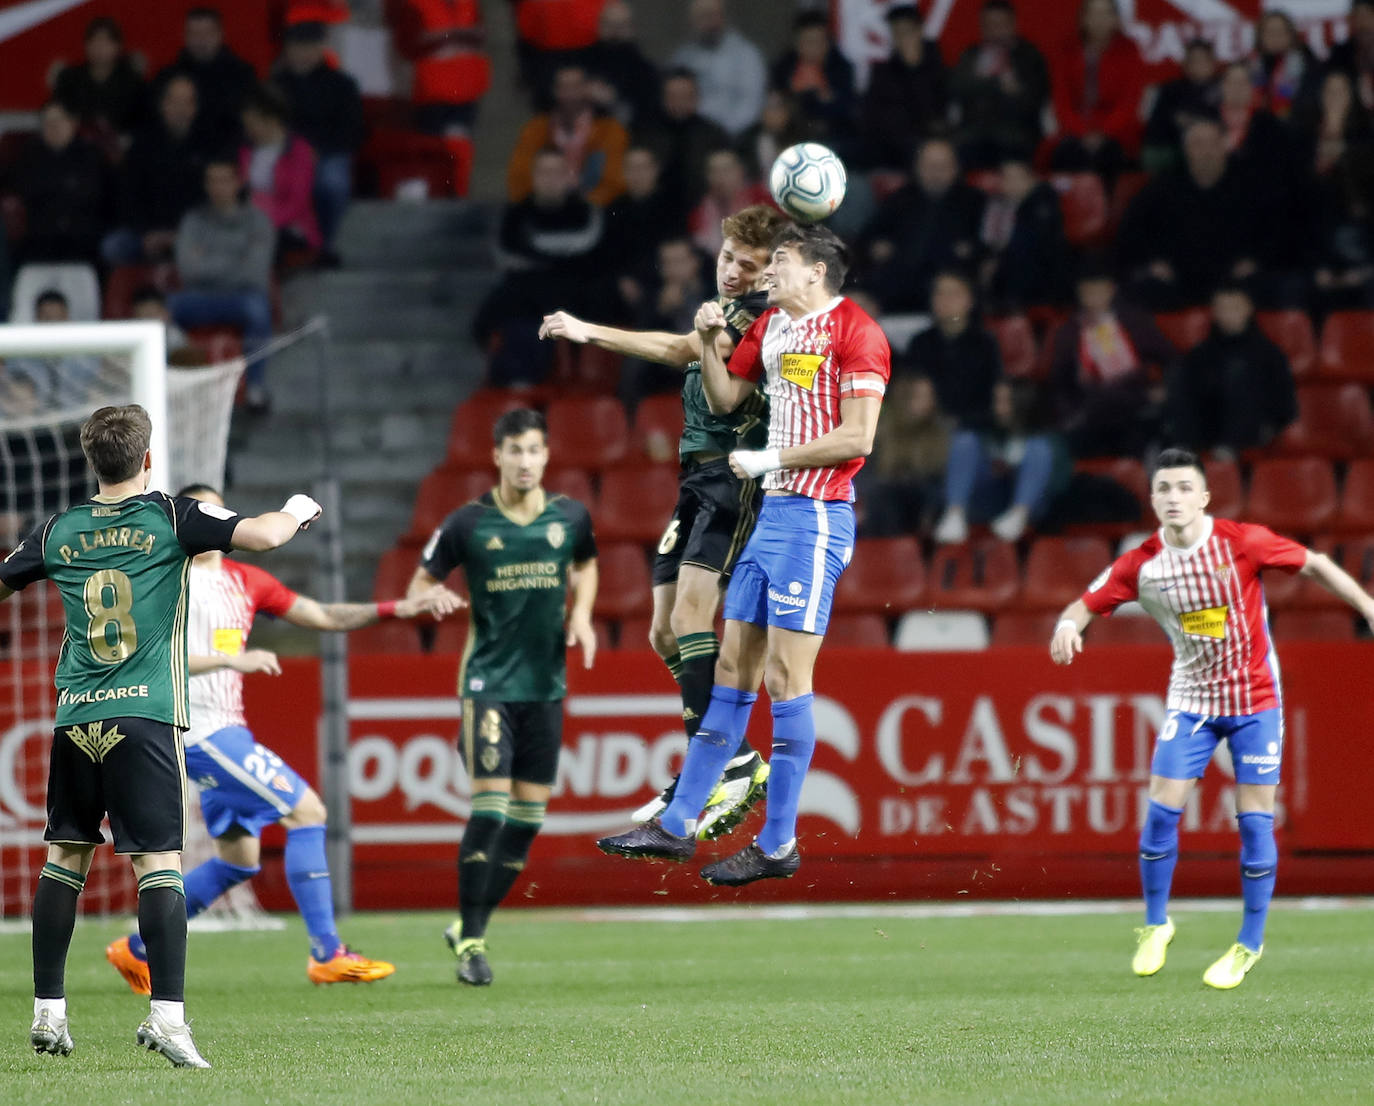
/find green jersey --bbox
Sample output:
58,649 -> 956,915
678,290 -> 769,460
421,490 -> 597,702
0,492 -> 242,728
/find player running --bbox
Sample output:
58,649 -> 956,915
104,485 -> 463,994
1050,447 -> 1374,989
598,223 -> 890,885
538,204 -> 786,840
406,408 -> 598,985
0,404 -> 322,1068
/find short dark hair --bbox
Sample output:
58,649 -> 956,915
492,408 -> 547,445
1151,447 -> 1205,484
771,223 -> 850,293
243,82 -> 290,122
35,289 -> 68,312
1183,36 -> 1214,55
982,0 -> 1015,16
1212,280 -> 1252,301
176,483 -> 221,500
664,66 -> 698,86
187,6 -> 222,24
794,11 -> 829,32
886,4 -> 923,25
81,404 -> 153,484
85,16 -> 122,42
131,284 -> 166,308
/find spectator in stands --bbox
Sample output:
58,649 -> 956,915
1165,282 -> 1297,456
10,100 -> 110,266
858,373 -> 952,538
1142,38 -> 1220,170
1048,263 -> 1174,458
1049,0 -> 1147,180
950,0 -> 1050,171
859,136 -> 985,312
507,65 -> 628,207
901,270 -> 1002,431
979,153 -> 1069,311
7,290 -> 108,408
387,0 -> 489,139
1308,83 -> 1374,311
622,236 -> 711,403
51,16 -> 146,149
102,75 -> 214,266
1327,0 -> 1374,112
634,67 -> 730,212
670,0 -> 767,138
936,378 -> 1070,544
739,88 -> 811,179
1218,61 -> 1292,180
859,4 -> 946,171
273,20 -> 364,266
1116,117 -> 1270,310
152,6 -> 257,150
511,0 -> 605,107
239,83 -> 321,257
604,145 -> 684,290
170,158 -> 275,413
770,11 -> 856,148
1296,67 -> 1374,177
130,284 -> 206,366
687,148 -> 770,257
583,1 -> 660,129
477,148 -> 606,387
1250,9 -> 1321,121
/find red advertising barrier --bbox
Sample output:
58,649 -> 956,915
230,642 -> 1374,911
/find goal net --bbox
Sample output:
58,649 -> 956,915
0,321 -> 273,925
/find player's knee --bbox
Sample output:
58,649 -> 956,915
1139,799 -> 1183,855
649,618 -> 676,658
762,656 -> 794,701
289,790 -> 327,826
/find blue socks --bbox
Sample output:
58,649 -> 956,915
1139,800 -> 1183,926
285,825 -> 341,962
127,857 -> 259,962
757,695 -> 815,856
660,685 -> 757,837
1237,811 -> 1277,951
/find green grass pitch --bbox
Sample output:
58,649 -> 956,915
3,901 -> 1373,1105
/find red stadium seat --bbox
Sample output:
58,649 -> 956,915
430,612 -> 471,655
1153,308 -> 1210,352
550,341 -> 623,394
1051,172 -> 1108,246
869,169 -> 908,203
824,613 -> 890,647
1255,309 -> 1317,380
1245,458 -> 1338,535
987,314 -> 1039,379
1090,614 -> 1166,645
965,169 -> 1000,194
545,396 -> 630,470
1108,171 -> 1150,234
1018,536 -> 1114,611
592,543 -> 652,618
1271,384 -> 1374,459
545,467 -> 595,505
446,389 -> 534,468
990,611 -> 1058,646
350,620 -> 427,654
926,538 -> 1020,612
832,537 -> 926,614
373,541 -> 427,600
616,616 -> 654,651
1203,456 -> 1243,519
596,467 -> 680,542
632,393 -> 685,463
407,467 -> 492,540
1270,610 -> 1355,641
103,262 -> 179,319
1076,458 -> 1148,511
1317,309 -> 1374,382
1335,533 -> 1374,593
1335,460 -> 1374,532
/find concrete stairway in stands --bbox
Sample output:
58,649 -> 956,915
223,199 -> 494,648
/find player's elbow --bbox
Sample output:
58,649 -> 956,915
1299,551 -> 1329,577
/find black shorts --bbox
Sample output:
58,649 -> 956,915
461,699 -> 563,786
45,716 -> 187,855
651,458 -> 762,587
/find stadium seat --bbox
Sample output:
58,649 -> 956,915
987,314 -> 1038,379
446,389 -> 534,468
1018,536 -> 1113,610
1270,610 -> 1355,641
1153,307 -> 1210,352
10,262 -> 99,322
592,543 -> 652,618
1336,533 -> 1374,591
824,613 -> 890,647
596,467 -> 681,542
1246,458 -> 1338,535
1051,172 -> 1108,246
545,396 -> 630,470
430,611 -> 471,655
990,611 -> 1058,646
1089,615 -> 1166,645
1203,456 -> 1243,519
406,467 -> 492,540
372,541 -> 427,600
616,616 -> 654,651
545,467 -> 595,505
869,169 -> 908,203
632,393 -> 685,463
926,538 -> 1020,611
833,537 -> 926,615
103,262 -> 179,319
550,342 -> 622,394
1255,309 -> 1317,380
350,620 -> 427,654
1272,384 -> 1374,458
1317,309 -> 1374,382
1335,460 -> 1374,532
892,611 -> 990,651
1076,458 -> 1148,512
1108,171 -> 1149,234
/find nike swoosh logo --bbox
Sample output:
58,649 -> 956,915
0,0 -> 91,46
773,607 -> 802,616
1139,852 -> 1169,861
1158,583 -> 1178,592
1257,765 -> 1279,774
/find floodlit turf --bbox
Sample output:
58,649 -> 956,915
3,901 -> 1373,1105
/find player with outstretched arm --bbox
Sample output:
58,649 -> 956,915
1050,447 -> 1374,988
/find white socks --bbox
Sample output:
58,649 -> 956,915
35,997 -> 66,1018
150,999 -> 185,1026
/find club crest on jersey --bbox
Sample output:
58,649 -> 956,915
1214,564 -> 1230,583
780,352 -> 824,391
546,521 -> 565,549
1179,605 -> 1228,639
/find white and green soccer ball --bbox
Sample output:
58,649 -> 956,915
768,142 -> 847,224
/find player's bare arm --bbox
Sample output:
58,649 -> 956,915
566,556 -> 599,669
730,395 -> 881,479
539,311 -> 704,368
230,493 -> 323,552
1050,599 -> 1095,665
282,589 -> 465,632
695,300 -> 756,415
1299,548 -> 1374,630
188,649 -> 282,676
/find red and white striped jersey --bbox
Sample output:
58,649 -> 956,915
1081,517 -> 1308,715
185,559 -> 296,744
729,295 -> 890,501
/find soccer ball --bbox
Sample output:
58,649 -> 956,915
769,143 -> 847,224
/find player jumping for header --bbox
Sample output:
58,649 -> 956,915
1051,447 -> 1374,988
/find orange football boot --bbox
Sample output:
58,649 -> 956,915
105,935 -> 151,995
306,946 -> 396,985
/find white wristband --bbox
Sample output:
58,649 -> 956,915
1055,618 -> 1078,635
281,493 -> 322,527
732,448 -> 782,479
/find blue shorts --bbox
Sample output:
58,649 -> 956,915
183,726 -> 311,838
1151,708 -> 1283,785
722,495 -> 854,636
